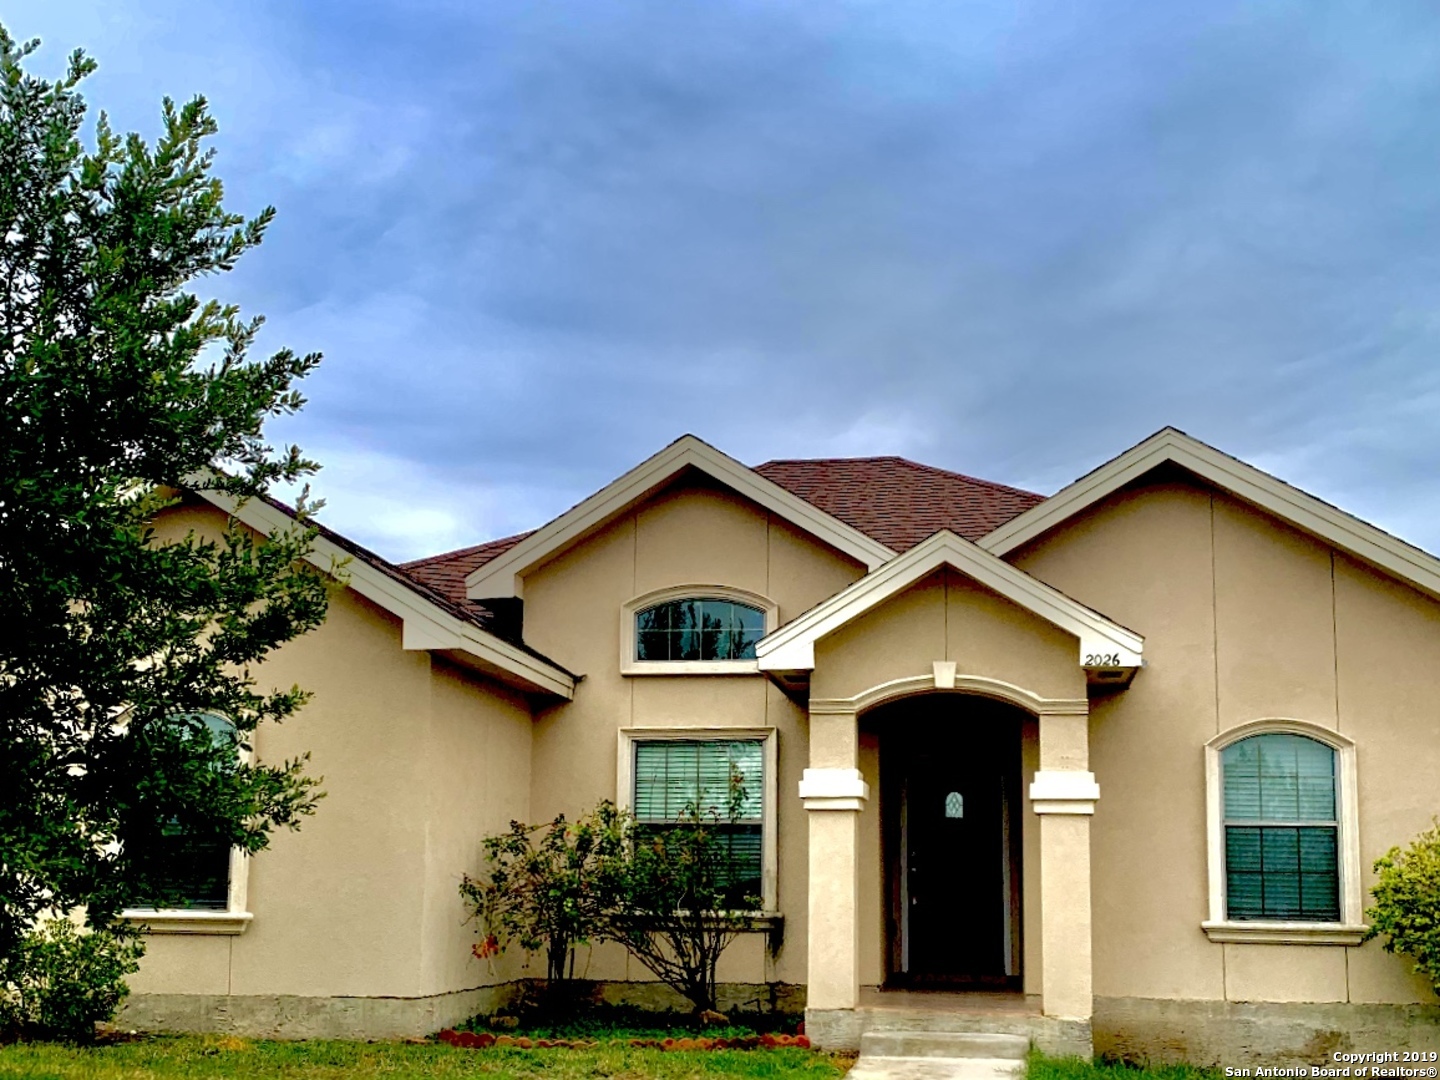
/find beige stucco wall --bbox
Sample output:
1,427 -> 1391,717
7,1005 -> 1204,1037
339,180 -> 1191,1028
1012,476 -> 1440,1008
130,499 -> 537,1004
521,475 -> 867,986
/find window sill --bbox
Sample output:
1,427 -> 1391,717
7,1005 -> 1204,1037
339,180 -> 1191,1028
121,909 -> 253,936
622,661 -> 762,677
1201,920 -> 1367,945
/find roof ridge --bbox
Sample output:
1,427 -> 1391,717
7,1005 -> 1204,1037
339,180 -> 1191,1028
756,455 -> 1045,500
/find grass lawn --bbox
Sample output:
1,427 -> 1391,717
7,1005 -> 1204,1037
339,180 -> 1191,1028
0,1035 -> 850,1079
0,1036 -> 1228,1080
1030,1052 -> 1222,1080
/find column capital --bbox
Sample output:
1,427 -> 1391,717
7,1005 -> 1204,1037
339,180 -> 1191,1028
799,767 -> 870,811
1029,769 -> 1100,814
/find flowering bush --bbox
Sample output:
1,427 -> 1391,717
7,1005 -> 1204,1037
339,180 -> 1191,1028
460,804 -> 625,984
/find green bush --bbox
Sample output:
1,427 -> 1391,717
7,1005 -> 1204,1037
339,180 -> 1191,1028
1366,818 -> 1440,994
0,919 -> 144,1041
460,804 -> 626,985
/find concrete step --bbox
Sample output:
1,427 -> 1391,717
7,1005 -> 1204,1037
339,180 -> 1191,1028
860,1030 -> 1030,1060
845,1056 -> 1026,1080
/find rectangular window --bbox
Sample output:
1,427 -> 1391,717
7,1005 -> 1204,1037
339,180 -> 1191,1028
140,828 -> 232,911
632,738 -> 764,908
1222,733 -> 1340,921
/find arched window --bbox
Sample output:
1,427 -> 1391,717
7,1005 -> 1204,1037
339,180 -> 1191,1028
635,597 -> 767,662
1203,721 -> 1363,943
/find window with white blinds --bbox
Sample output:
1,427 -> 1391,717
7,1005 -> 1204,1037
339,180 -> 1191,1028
633,739 -> 764,907
1222,733 -> 1340,922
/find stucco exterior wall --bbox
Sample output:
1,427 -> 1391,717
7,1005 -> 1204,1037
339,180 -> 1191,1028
128,499 -> 538,1020
520,476 -> 867,987
1011,476 -> 1440,1009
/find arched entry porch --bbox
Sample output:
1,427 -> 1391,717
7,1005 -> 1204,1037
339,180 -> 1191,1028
798,669 -> 1099,1054
754,533 -> 1144,1052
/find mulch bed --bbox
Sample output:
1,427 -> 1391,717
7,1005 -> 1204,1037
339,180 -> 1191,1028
437,1029 -> 812,1051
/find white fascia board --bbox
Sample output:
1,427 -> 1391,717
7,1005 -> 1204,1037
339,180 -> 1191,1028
192,490 -> 575,700
463,435 -> 896,600
755,530 -> 1143,672
980,428 -> 1440,603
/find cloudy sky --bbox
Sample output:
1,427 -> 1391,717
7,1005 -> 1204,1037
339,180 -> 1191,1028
11,1 -> 1440,560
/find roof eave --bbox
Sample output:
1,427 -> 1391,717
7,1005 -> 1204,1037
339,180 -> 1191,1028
192,488 -> 576,700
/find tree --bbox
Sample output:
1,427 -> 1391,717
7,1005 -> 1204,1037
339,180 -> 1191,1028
0,25 -> 329,965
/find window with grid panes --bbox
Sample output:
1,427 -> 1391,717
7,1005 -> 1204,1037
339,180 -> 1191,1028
1222,732 -> 1340,921
137,713 -> 235,910
632,739 -> 764,908
634,598 -> 766,662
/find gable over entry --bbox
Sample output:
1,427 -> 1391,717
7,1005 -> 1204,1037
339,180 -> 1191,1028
754,529 -> 1144,693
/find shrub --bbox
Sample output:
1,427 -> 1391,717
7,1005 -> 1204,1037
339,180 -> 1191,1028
0,918 -> 144,1041
600,773 -> 760,1014
460,804 -> 626,985
1366,818 -> 1440,994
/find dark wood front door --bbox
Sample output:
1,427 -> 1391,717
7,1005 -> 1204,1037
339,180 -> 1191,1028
882,700 -> 1022,986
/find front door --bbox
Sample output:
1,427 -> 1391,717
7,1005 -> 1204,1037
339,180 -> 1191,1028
882,701 -> 1022,986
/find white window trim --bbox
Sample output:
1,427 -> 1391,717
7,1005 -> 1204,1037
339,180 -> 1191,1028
620,585 -> 779,676
617,726 -> 779,914
121,718 -> 254,936
1202,718 -> 1365,945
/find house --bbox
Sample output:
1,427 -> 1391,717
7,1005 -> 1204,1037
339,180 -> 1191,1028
120,428 -> 1440,1063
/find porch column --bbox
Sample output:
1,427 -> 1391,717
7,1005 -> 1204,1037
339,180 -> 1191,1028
800,707 -> 868,1044
1030,708 -> 1098,1024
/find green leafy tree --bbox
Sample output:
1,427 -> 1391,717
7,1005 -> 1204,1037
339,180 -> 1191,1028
460,805 -> 626,985
1366,819 -> 1440,994
0,26 -> 329,965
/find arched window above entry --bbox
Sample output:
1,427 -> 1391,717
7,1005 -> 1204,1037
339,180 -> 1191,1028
621,586 -> 779,675
1202,719 -> 1364,945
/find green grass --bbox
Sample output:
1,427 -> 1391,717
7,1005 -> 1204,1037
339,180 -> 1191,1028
0,1034 -> 849,1079
1029,1051 -> 1223,1080
0,1036 -> 1229,1080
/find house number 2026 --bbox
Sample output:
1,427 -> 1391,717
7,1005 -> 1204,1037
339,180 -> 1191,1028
1085,653 -> 1121,666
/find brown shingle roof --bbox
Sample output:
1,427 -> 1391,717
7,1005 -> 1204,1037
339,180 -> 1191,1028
752,456 -> 1045,552
396,457 -> 1045,594
398,531 -> 535,606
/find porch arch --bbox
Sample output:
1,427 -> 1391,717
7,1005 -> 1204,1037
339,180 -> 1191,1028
811,667 -> 1088,720
800,666 -> 1099,1050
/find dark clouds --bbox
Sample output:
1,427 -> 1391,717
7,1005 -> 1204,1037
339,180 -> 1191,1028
11,0 -> 1440,557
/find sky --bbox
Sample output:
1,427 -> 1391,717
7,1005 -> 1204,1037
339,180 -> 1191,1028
10,1 -> 1440,561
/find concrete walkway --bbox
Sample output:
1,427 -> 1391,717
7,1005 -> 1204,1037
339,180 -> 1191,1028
845,1030 -> 1029,1080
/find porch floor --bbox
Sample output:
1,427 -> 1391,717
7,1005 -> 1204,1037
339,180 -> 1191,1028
860,988 -> 1042,1016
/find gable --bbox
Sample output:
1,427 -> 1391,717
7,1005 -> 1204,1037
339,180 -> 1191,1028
982,427 -> 1440,606
756,529 -> 1144,681
463,435 -> 894,600
809,566 -> 1085,702
519,474 -> 867,671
